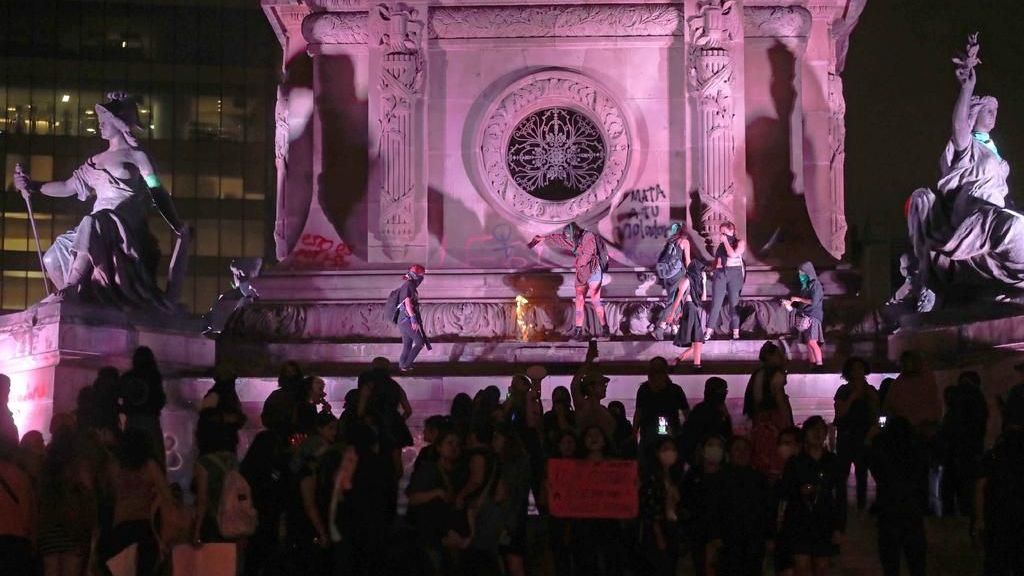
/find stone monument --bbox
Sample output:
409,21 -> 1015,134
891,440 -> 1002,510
250,0 -> 865,366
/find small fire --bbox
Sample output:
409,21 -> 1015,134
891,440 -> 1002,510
515,294 -> 532,341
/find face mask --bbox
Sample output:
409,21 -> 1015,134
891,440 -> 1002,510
704,445 -> 724,464
799,273 -> 810,290
777,445 -> 797,460
658,449 -> 678,467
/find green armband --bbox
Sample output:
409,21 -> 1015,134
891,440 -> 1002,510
145,174 -> 162,189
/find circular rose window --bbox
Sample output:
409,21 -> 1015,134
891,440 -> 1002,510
476,70 -> 631,225
506,108 -> 607,202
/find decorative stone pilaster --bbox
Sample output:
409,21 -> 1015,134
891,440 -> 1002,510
804,0 -> 864,259
373,3 -> 425,260
688,0 -> 740,239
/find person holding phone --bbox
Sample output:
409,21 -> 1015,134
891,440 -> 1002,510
705,222 -> 746,341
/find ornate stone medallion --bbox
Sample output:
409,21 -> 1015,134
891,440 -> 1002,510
476,70 -> 631,225
506,108 -> 606,202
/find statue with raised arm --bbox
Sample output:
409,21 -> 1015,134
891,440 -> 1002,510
13,92 -> 190,311
908,34 -> 1024,310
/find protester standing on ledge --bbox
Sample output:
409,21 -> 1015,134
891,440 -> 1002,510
652,222 -> 691,340
784,261 -> 826,368
531,222 -> 611,341
705,221 -> 745,341
397,264 -> 427,372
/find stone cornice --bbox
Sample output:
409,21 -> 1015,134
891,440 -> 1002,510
302,11 -> 371,46
743,5 -> 812,38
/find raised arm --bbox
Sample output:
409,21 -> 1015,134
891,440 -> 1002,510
723,237 -> 746,259
952,68 -> 976,151
952,34 -> 980,151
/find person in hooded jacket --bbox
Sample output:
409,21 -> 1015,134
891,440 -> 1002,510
531,222 -> 611,340
784,262 -> 826,367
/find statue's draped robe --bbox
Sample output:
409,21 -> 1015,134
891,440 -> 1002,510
909,138 -> 1024,289
49,158 -> 171,310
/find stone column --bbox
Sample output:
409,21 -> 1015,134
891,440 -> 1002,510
803,0 -> 864,260
688,0 -> 743,240
274,10 -> 370,268
370,3 -> 426,262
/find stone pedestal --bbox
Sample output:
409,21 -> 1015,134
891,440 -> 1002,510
0,302 -> 214,443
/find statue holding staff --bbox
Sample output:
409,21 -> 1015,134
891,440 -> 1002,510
13,92 -> 189,310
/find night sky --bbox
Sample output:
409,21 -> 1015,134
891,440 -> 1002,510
844,0 -> 1024,253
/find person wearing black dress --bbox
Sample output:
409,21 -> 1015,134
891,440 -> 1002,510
778,416 -> 846,576
673,260 -> 707,369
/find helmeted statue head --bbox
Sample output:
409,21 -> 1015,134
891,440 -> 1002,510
969,95 -> 999,133
95,92 -> 142,145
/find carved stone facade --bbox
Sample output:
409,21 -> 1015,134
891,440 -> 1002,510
689,0 -> 740,238
225,297 -> 819,341
428,4 -> 685,39
375,4 -> 424,259
477,70 -> 631,225
258,0 -> 863,340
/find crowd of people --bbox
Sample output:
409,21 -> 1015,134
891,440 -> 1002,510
2,343 -> 1024,576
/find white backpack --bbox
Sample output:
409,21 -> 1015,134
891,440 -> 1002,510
208,456 -> 258,539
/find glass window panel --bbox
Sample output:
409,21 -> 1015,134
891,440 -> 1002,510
196,219 -> 220,257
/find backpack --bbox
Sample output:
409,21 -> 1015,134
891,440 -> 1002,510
384,286 -> 403,324
208,456 -> 258,539
655,242 -> 683,279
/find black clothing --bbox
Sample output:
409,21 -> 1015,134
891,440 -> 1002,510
939,382 -> 989,517
636,382 -> 689,437
711,465 -> 773,576
680,467 -> 726,576
680,402 -> 733,466
869,427 -> 930,576
779,450 -> 845,558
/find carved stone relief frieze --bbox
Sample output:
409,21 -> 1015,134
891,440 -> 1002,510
742,6 -> 812,38
302,11 -> 370,46
428,4 -> 685,39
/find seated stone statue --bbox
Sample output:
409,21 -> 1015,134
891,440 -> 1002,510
908,34 -> 1024,311
14,92 -> 189,310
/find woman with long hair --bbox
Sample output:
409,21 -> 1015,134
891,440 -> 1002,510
104,429 -> 173,576
705,221 -> 746,340
120,346 -> 167,467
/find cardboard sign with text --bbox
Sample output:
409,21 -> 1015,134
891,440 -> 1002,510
547,458 -> 639,519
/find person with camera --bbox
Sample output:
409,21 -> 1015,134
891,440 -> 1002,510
705,221 -> 745,341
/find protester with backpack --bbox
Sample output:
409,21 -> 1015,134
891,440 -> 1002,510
387,264 -> 428,372
192,418 -> 256,546
652,222 -> 691,341
530,222 -> 611,340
